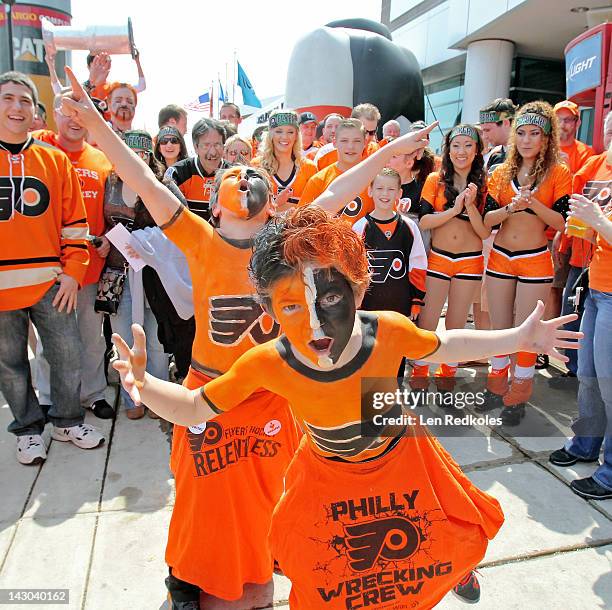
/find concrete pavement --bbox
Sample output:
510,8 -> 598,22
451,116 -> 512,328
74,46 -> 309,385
1,368 -> 611,610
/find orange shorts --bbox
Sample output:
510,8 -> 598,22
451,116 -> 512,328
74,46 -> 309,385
427,246 -> 484,281
166,367 -> 301,600
486,244 -> 553,284
270,431 -> 504,610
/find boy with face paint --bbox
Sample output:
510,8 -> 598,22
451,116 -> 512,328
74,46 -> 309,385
56,69 -> 301,609
115,202 -> 581,609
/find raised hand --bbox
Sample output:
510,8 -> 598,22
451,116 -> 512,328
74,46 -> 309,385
568,193 -> 608,229
112,324 -> 148,405
89,52 -> 111,86
274,187 -> 293,212
463,183 -> 478,208
388,122 -> 438,159
59,66 -> 103,128
517,301 -> 582,362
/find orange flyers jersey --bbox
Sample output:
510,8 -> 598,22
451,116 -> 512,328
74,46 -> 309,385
165,157 -> 228,221
484,163 -> 571,219
0,137 -> 89,311
162,206 -> 280,375
572,153 -> 612,292
203,311 -> 440,462
561,139 -> 595,175
251,157 -> 317,206
299,162 -> 374,222
32,130 -> 112,286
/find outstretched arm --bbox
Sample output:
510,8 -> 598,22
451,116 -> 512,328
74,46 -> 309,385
113,325 -> 263,425
60,67 -> 180,227
312,122 -> 438,215
428,301 -> 581,364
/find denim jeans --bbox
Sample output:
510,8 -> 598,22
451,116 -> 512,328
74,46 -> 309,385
565,289 -> 612,490
560,265 -> 584,375
33,283 -> 108,407
110,276 -> 169,410
0,283 -> 84,436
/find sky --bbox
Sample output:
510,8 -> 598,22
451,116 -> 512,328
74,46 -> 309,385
68,0 -> 382,135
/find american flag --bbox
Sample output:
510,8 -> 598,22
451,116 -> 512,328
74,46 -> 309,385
184,91 -> 211,113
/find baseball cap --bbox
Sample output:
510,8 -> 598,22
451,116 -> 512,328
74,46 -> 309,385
299,111 -> 317,126
553,100 -> 579,117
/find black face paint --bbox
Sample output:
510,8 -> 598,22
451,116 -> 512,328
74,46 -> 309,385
244,168 -> 269,218
312,268 -> 356,364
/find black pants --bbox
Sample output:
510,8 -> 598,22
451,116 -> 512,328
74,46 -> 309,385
165,568 -> 200,605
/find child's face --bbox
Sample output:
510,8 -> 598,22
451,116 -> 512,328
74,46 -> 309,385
269,266 -> 357,369
369,175 -> 400,212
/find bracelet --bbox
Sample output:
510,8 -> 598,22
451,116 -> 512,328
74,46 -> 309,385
506,204 -> 514,214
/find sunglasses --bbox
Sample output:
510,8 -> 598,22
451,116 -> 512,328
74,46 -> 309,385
160,137 -> 180,145
365,129 -> 377,136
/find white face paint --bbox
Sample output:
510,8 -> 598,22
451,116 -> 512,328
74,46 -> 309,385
303,265 -> 333,368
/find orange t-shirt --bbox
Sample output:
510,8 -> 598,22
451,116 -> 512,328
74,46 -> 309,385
251,157 -> 317,206
561,139 -> 595,175
162,208 -> 301,597
162,207 -> 280,376
204,311 -> 440,462
32,130 -> 112,286
299,162 -> 374,222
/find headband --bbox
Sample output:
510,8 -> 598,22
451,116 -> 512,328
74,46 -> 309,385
478,110 -> 512,124
124,130 -> 153,152
269,112 -> 298,129
449,125 -> 479,142
515,113 -> 552,135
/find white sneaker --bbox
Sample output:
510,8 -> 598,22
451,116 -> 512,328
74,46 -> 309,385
16,434 -> 47,465
51,423 -> 105,449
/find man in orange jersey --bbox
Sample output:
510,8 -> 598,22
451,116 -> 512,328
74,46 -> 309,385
0,72 -> 105,466
165,118 -> 229,220
32,95 -> 114,420
312,113 -> 342,165
301,118 -> 373,221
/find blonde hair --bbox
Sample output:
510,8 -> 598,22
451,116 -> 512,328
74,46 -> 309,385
259,123 -> 304,175
224,134 -> 253,163
500,100 -> 561,187
351,103 -> 381,123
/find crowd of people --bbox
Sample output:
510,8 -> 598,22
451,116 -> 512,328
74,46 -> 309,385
0,49 -> 609,610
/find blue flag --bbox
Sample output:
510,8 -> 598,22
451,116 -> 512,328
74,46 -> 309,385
237,62 -> 262,108
219,81 -> 226,102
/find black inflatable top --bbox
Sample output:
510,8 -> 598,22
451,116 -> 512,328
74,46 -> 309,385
325,18 -> 393,41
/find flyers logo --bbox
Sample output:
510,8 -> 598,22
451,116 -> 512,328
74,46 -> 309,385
345,517 -> 420,572
187,420 -> 223,453
583,180 -> 612,210
0,176 -> 50,221
209,295 -> 280,345
367,250 -> 406,283
340,196 -> 363,218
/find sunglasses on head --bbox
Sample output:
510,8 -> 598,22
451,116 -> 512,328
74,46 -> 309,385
160,137 -> 180,145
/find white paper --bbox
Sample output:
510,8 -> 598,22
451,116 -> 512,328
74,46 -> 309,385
105,224 -> 146,272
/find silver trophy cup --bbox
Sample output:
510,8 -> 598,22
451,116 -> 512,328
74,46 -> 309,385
41,17 -> 136,57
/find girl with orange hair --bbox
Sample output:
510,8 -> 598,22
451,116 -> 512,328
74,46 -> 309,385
114,201 -> 581,609
480,101 -> 571,425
